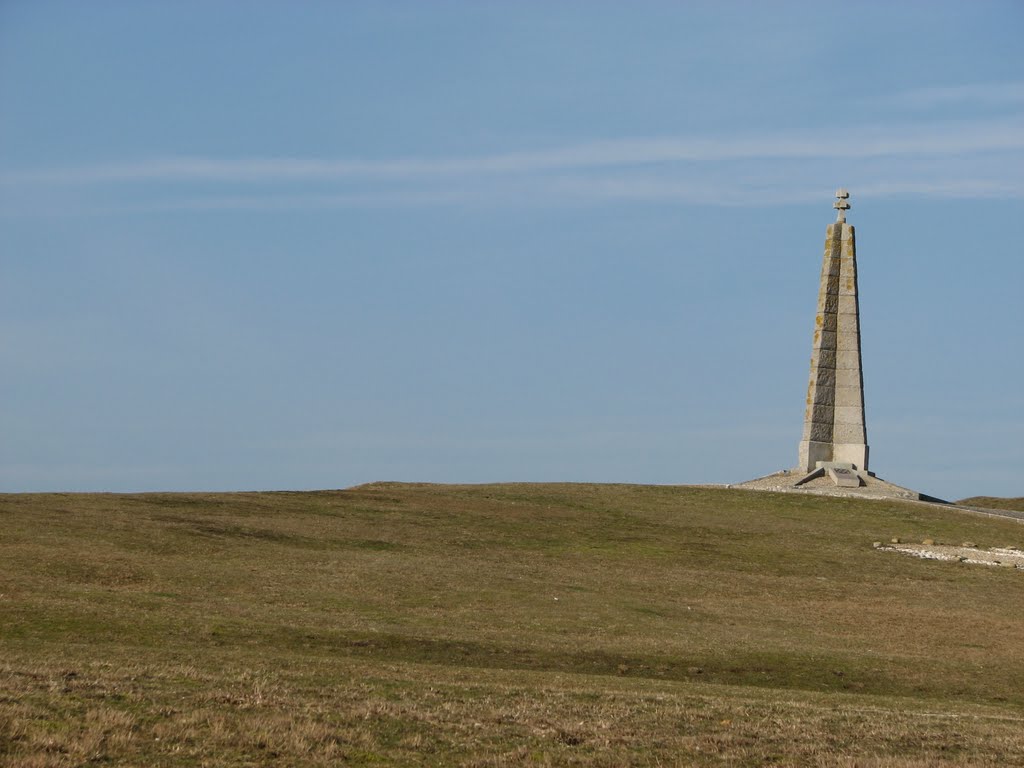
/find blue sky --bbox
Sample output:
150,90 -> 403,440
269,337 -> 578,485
1,1 -> 1022,500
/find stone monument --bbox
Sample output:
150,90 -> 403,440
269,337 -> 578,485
797,188 -> 869,473
735,189 -> 926,499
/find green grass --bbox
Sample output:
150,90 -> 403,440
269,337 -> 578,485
2,483 -> 1023,765
957,496 -> 1024,512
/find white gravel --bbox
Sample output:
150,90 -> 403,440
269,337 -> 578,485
879,543 -> 1024,569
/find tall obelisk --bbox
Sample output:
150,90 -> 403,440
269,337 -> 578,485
797,189 -> 869,472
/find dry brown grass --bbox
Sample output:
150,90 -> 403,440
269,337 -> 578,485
2,483 -> 1023,765
4,655 -> 1023,767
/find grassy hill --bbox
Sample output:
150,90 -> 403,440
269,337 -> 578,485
957,496 -> 1024,513
2,483 -> 1023,766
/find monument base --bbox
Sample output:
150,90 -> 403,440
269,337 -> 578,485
797,441 -> 869,473
797,440 -> 832,473
833,443 -> 869,470
733,468 -> 925,501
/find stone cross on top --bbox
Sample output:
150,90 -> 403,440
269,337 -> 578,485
833,188 -> 851,222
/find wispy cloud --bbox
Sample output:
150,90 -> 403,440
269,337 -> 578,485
550,176 -> 1024,206
5,173 -> 1018,219
891,81 -> 1024,110
3,117 -> 1022,187
853,178 -> 1024,200
24,189 -> 481,215
2,114 -> 1021,214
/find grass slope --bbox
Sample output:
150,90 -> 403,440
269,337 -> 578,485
957,496 -> 1024,513
2,483 -> 1023,766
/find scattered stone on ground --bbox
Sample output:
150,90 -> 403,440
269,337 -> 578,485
877,542 -> 1024,569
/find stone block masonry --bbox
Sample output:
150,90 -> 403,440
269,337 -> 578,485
797,190 -> 869,472
733,190 -> 942,500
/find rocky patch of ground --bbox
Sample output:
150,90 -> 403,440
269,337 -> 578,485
875,539 -> 1024,569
